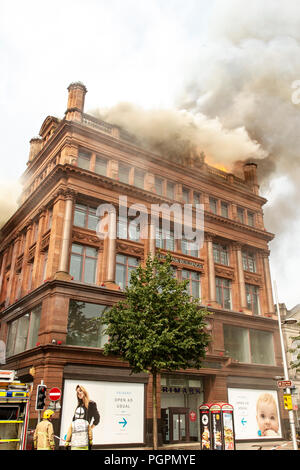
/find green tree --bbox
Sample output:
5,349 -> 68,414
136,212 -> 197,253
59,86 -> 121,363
101,253 -> 211,449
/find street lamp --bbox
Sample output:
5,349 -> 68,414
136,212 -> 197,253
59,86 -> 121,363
274,281 -> 298,450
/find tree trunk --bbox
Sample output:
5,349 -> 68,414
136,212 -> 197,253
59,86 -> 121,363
152,370 -> 158,450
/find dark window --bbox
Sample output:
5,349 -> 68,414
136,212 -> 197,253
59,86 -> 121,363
66,300 -> 109,348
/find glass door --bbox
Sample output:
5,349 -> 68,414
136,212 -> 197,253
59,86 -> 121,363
169,408 -> 189,443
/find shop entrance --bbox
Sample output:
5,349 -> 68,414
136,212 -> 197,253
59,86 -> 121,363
169,407 -> 189,442
160,374 -> 204,443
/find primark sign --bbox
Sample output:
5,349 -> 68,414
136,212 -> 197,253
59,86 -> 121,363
161,386 -> 202,394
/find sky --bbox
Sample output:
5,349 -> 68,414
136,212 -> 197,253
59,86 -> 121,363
0,0 -> 299,309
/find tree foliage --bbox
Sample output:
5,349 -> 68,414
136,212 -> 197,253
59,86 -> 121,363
101,253 -> 211,375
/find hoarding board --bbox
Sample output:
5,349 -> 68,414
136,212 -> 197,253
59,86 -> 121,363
60,379 -> 144,446
228,388 -> 282,440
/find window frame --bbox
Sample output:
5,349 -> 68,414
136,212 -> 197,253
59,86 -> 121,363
69,243 -> 98,284
216,277 -> 232,309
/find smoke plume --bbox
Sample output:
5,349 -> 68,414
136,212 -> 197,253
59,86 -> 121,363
93,103 -> 266,169
0,182 -> 22,230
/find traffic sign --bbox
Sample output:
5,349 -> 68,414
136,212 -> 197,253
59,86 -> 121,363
277,380 -> 292,388
49,387 -> 61,402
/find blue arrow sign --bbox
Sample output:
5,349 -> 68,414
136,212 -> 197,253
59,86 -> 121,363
241,418 -> 247,426
119,417 -> 127,428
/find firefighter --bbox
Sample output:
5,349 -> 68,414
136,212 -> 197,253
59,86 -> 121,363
33,409 -> 55,450
65,406 -> 93,450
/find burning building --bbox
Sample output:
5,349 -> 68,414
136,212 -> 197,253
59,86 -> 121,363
0,82 -> 287,447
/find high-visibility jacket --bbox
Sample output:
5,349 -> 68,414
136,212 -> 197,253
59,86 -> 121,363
65,419 -> 93,450
33,419 -> 55,450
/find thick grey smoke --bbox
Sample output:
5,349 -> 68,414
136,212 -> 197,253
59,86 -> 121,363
177,0 -> 300,237
94,103 -> 266,169
0,181 -> 21,230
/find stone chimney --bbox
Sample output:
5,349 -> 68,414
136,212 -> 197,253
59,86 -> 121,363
65,82 -> 87,122
28,137 -> 43,163
243,162 -> 259,195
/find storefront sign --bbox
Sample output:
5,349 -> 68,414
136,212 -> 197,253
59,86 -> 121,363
60,379 -> 144,445
228,388 -> 282,440
161,386 -> 202,394
189,410 -> 197,422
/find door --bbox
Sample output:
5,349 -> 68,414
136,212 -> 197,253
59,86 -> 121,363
169,408 -> 190,443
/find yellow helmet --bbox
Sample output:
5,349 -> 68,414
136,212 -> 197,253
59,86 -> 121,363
43,409 -> 54,420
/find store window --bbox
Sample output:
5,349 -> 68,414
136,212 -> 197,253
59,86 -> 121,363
6,305 -> 42,357
74,204 -> 99,231
115,254 -> 139,289
223,325 -> 275,365
213,243 -> 229,266
216,277 -> 231,309
69,244 -> 98,284
66,300 -> 109,348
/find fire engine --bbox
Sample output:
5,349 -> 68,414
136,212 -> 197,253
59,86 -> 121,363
0,370 -> 31,450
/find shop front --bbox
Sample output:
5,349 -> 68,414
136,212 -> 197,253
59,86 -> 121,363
161,374 -> 204,443
60,365 -> 148,448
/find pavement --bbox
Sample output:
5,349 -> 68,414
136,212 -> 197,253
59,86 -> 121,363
103,440 -> 298,451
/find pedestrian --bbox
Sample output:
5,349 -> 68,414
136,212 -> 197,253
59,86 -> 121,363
33,410 -> 55,450
65,406 -> 93,450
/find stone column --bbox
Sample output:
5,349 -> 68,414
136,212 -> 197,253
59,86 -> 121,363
262,250 -> 274,314
149,222 -> 156,258
55,191 -> 74,279
20,223 -> 33,296
206,234 -> 216,304
234,243 -> 247,310
5,236 -> 19,306
0,251 -> 8,294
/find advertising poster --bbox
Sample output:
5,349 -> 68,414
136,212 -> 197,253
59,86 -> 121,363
60,379 -> 144,446
200,409 -> 211,450
228,388 -> 282,440
211,411 -> 222,450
